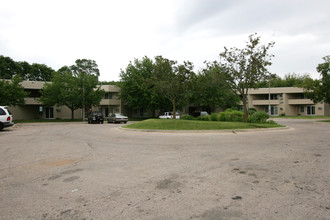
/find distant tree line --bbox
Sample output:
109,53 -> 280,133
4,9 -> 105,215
0,55 -> 55,81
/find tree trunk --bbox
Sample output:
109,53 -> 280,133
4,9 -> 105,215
242,95 -> 248,123
172,98 -> 176,119
71,108 -> 74,120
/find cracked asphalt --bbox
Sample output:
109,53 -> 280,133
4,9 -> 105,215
0,119 -> 329,219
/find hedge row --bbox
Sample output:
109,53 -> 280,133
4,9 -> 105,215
181,109 -> 273,124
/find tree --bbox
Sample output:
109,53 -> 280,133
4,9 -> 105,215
302,56 -> 330,104
119,56 -> 171,117
40,59 -> 104,120
0,75 -> 28,106
0,55 -> 55,81
219,33 -> 275,122
70,59 -> 104,115
28,63 -> 54,81
153,56 -> 195,118
0,55 -> 20,79
255,73 -> 311,88
190,62 -> 239,110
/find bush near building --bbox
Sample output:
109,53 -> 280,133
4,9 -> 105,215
181,109 -> 273,124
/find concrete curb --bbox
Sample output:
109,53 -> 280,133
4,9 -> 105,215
119,125 -> 291,133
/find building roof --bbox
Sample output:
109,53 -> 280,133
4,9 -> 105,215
248,87 -> 304,94
20,81 -> 47,89
18,81 -> 120,92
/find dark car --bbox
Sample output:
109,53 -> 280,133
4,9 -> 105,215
88,111 -> 104,124
108,113 -> 128,124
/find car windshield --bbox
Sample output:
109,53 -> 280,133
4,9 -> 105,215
116,113 -> 125,117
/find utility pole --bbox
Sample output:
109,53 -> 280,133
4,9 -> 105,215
83,72 -> 85,121
268,76 -> 271,115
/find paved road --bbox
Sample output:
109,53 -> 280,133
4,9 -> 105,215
0,119 -> 329,219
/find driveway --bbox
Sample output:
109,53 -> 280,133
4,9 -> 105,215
0,119 -> 329,219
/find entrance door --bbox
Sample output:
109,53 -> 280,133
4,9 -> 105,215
307,105 -> 315,115
45,107 -> 54,119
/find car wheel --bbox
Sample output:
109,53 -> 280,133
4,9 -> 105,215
0,123 -> 3,131
124,122 -> 127,124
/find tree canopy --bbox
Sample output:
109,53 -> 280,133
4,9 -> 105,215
40,59 -> 104,120
218,33 -> 275,122
0,75 -> 28,106
152,56 -> 195,118
190,62 -> 239,110
302,55 -> 330,104
119,56 -> 171,117
255,73 -> 311,88
0,55 -> 55,81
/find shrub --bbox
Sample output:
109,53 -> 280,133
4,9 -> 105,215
248,111 -> 269,123
219,112 -> 226,121
181,114 -> 195,120
248,108 -> 257,115
266,119 -> 278,125
210,113 -> 218,121
219,109 -> 243,122
197,115 -> 211,121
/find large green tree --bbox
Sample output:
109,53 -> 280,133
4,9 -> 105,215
40,59 -> 104,120
119,56 -> 171,117
190,62 -> 239,110
0,55 -> 20,79
0,75 -> 28,106
302,56 -> 330,104
153,56 -> 195,118
0,55 -> 55,81
219,34 -> 275,122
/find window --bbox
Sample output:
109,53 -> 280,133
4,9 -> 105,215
270,94 -> 278,100
265,106 -> 278,116
266,94 -> 278,100
307,106 -> 315,115
45,107 -> 54,119
300,106 -> 304,113
0,108 -> 5,115
104,93 -> 112,99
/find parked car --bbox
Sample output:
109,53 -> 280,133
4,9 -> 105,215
191,111 -> 209,118
88,111 -> 104,124
159,112 -> 180,119
108,113 -> 128,124
0,106 -> 14,131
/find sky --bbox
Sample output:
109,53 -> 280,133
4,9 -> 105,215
1,0 -> 329,81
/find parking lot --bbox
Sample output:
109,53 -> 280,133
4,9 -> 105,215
0,119 -> 329,219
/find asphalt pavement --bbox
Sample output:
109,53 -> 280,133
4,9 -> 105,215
0,119 -> 329,219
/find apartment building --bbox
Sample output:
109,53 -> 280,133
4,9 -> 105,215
246,87 -> 330,116
6,82 -> 330,120
7,81 -> 122,120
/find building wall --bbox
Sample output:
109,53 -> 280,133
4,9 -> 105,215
247,87 -> 330,116
8,81 -> 122,120
6,81 -> 330,120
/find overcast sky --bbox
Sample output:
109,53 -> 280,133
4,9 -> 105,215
1,0 -> 329,81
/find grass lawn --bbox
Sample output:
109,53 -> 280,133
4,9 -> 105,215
317,120 -> 330,122
123,119 -> 284,130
